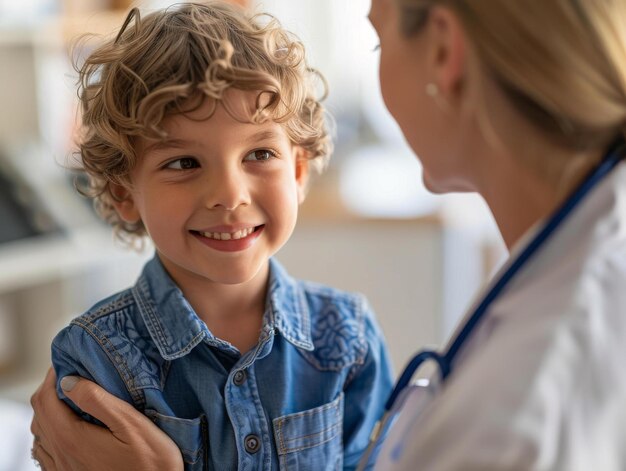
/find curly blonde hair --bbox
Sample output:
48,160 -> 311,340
76,1 -> 332,241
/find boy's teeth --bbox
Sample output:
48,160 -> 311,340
200,227 -> 254,240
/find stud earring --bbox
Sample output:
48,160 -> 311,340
425,83 -> 439,97
425,82 -> 452,113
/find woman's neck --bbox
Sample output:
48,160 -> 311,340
477,138 -> 603,250
481,167 -> 555,250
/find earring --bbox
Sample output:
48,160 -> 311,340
425,83 -> 439,97
425,82 -> 452,114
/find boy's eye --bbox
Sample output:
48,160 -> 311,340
243,149 -> 276,162
165,157 -> 199,170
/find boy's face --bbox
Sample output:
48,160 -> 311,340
113,90 -> 308,287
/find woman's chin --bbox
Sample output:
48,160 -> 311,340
422,172 -> 451,194
422,172 -> 474,194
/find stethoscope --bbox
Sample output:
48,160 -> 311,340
357,138 -> 626,470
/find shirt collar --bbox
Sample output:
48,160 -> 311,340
132,256 -> 209,360
266,258 -> 314,351
132,256 -> 313,360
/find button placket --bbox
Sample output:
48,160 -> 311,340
226,339 -> 274,468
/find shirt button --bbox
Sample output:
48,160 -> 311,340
233,370 -> 247,386
244,434 -> 261,454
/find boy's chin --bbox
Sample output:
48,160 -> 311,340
204,260 -> 270,286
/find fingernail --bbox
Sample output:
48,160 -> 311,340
60,376 -> 79,392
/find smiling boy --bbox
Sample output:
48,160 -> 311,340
51,3 -> 393,470
115,91 -> 309,353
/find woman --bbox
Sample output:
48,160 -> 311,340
364,1 -> 626,469
31,0 -> 626,469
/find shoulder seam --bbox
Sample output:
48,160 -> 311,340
80,291 -> 136,322
70,317 -> 146,408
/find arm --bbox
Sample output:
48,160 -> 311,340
342,299 -> 394,470
30,368 -> 183,471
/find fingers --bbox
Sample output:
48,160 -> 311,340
30,416 -> 42,446
30,368 -> 73,469
31,368 -> 81,427
30,369 -> 126,468
31,369 -> 183,470
52,377 -> 183,470
30,368 -> 57,416
31,368 -> 83,436
32,434 -> 57,471
30,416 -> 52,458
59,375 -> 141,434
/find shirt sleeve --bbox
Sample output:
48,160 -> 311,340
342,297 -> 394,470
51,323 -> 136,425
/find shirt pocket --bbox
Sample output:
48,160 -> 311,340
144,409 -> 208,471
273,393 -> 344,471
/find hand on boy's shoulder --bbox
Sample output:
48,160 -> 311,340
31,368 -> 183,471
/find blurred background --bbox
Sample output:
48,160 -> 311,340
0,0 -> 504,468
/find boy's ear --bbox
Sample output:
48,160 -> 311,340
109,182 -> 141,223
294,147 -> 310,204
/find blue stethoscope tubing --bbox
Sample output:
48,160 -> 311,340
357,138 -> 625,470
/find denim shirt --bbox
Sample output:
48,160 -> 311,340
52,256 -> 393,470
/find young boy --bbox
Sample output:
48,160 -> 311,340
51,2 -> 393,470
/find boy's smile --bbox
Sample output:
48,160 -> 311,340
191,224 -> 264,252
112,89 -> 309,293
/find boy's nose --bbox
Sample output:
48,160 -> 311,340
204,168 -> 251,211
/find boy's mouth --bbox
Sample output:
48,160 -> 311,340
190,225 -> 264,243
196,227 -> 255,241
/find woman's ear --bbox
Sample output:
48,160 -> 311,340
427,6 -> 467,104
109,182 -> 141,223
293,147 -> 311,204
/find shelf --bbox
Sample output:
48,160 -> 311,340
0,226 -> 149,294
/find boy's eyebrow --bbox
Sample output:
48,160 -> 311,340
143,130 -> 283,153
143,138 -> 191,153
243,130 -> 283,144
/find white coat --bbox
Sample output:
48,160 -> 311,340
375,161 -> 626,470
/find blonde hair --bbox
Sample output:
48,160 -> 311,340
76,1 -> 332,241
395,0 -> 626,150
